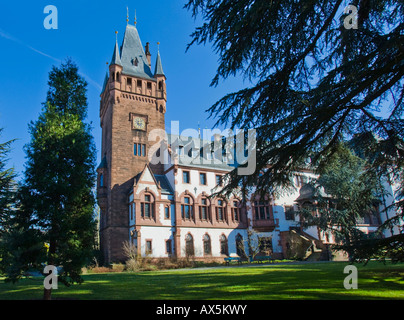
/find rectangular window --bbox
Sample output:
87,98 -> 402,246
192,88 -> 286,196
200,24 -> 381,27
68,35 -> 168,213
200,199 -> 208,220
127,78 -> 132,86
147,82 -> 152,90
146,240 -> 152,255
164,206 -> 170,219
216,175 -> 223,186
138,144 -> 142,157
254,201 -> 271,220
181,197 -> 192,220
142,144 -> 146,157
166,240 -> 172,254
134,143 -> 138,156
285,206 -> 295,220
183,171 -> 190,183
137,80 -> 142,88
200,173 -> 207,185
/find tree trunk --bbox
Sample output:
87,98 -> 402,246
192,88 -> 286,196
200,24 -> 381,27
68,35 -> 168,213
43,288 -> 52,301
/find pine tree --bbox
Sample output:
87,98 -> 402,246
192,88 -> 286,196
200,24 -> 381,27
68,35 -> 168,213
5,59 -> 97,300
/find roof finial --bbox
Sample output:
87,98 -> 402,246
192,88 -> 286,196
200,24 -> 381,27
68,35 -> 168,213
134,9 -> 137,26
157,42 -> 160,52
126,7 -> 129,25
115,30 -> 118,42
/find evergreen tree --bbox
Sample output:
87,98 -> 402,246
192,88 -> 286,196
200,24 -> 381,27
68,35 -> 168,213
0,129 -> 16,233
4,59 -> 97,300
186,0 -> 404,258
300,142 -> 380,260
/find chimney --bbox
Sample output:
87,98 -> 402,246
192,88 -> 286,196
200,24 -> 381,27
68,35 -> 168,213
145,42 -> 151,67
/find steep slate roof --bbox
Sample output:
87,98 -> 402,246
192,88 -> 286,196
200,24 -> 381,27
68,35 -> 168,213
119,24 -> 154,80
111,40 -> 122,66
101,72 -> 109,94
154,175 -> 174,195
167,134 -> 234,172
154,51 -> 165,77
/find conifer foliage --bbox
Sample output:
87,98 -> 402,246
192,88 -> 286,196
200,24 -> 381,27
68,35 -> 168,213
186,0 -> 404,259
4,59 -> 97,300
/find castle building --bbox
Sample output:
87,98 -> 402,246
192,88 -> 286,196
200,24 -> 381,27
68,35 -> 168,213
97,21 -> 401,264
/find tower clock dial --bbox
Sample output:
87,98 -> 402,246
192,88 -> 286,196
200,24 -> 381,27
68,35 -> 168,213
133,117 -> 146,130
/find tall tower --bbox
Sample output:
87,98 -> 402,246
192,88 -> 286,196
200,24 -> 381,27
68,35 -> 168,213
97,21 -> 167,264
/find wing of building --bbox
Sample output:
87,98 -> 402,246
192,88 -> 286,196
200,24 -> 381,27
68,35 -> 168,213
97,21 -> 402,265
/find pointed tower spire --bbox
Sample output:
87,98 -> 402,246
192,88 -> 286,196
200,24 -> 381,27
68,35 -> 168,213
111,31 -> 122,66
154,43 -> 165,77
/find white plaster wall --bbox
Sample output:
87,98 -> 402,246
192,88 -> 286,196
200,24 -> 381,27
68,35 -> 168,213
137,226 -> 175,258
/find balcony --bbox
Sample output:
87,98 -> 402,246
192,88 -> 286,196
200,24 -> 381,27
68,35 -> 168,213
252,219 -> 277,232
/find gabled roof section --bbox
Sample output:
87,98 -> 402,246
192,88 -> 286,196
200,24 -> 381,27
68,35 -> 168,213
155,175 -> 174,195
111,40 -> 122,66
132,163 -> 173,194
154,51 -> 165,77
120,25 -> 154,80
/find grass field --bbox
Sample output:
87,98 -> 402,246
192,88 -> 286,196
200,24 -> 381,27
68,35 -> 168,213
0,261 -> 403,300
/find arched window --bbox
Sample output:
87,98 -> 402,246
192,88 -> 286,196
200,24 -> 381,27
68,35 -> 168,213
199,197 -> 210,221
220,234 -> 228,256
203,234 -> 211,255
141,193 -> 154,219
236,234 -> 244,258
181,196 -> 194,220
185,233 -> 194,257
216,199 -> 226,221
116,72 -> 120,82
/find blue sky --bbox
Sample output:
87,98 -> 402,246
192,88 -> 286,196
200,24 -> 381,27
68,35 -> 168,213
0,0 -> 246,180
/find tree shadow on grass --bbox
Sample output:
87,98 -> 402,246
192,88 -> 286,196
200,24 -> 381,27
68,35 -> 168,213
2,263 -> 404,300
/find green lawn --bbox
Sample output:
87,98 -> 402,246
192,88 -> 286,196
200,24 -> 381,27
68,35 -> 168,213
1,261 -> 403,300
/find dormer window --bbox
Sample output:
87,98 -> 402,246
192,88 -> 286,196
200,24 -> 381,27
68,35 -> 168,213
132,58 -> 139,67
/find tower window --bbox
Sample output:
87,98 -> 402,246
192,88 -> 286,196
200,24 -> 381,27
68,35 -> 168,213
134,143 -> 146,157
127,78 -> 132,86
99,174 -> 104,187
147,82 -> 152,90
137,80 -> 142,88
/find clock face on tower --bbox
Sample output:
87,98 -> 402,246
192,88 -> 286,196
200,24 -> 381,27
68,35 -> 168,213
133,117 -> 146,131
